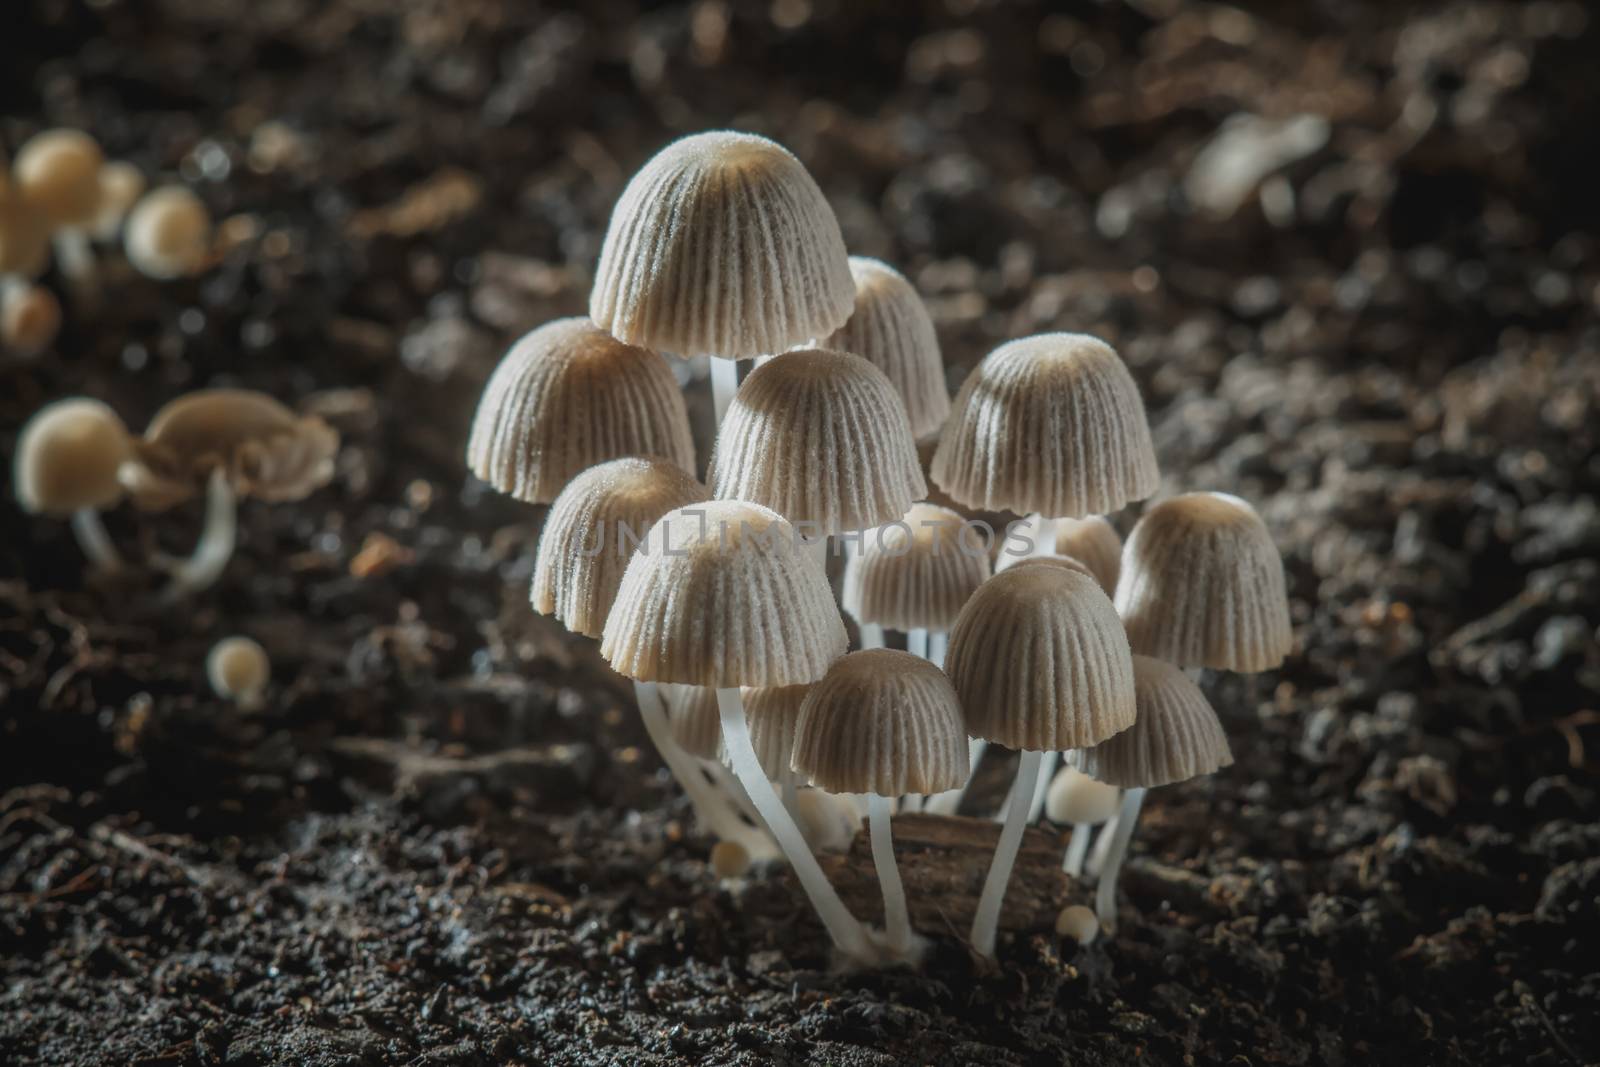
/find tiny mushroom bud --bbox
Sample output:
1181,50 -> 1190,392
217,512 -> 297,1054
91,161 -> 148,241
1116,492 -> 1292,672
207,635 -> 271,710
124,186 -> 212,279
14,397 -> 133,571
13,129 -> 105,227
822,257 -> 951,439
2,282 -> 62,356
468,318 -> 694,505
709,839 -> 752,880
1055,904 -> 1100,945
793,789 -> 860,855
120,388 -> 340,598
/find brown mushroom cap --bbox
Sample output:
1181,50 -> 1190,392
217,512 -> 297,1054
1116,492 -> 1292,672
589,131 -> 854,359
600,499 -> 848,687
124,186 -> 212,279
13,129 -> 105,227
661,685 -> 722,762
821,257 -> 950,439
2,283 -> 63,356
993,551 -> 1098,582
840,502 -> 991,631
119,389 -> 340,511
708,348 -> 927,535
791,649 -> 968,796
1072,655 -> 1233,787
531,457 -> 710,638
931,333 -> 1159,518
945,565 -> 1136,752
721,684 -> 811,780
14,397 -> 132,516
1044,515 -> 1121,595
467,317 -> 695,505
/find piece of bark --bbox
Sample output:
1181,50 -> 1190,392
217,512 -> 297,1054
815,813 -> 1072,935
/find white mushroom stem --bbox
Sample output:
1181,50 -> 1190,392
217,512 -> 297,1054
704,760 -> 762,826
868,793 -> 912,956
859,622 -> 885,650
1086,804 -> 1120,878
927,631 -> 948,668
634,681 -> 772,858
717,686 -> 872,960
971,747 -> 1042,958
994,748 -> 1057,824
52,229 -> 100,308
157,468 -> 237,602
1094,786 -> 1147,933
924,737 -> 984,816
710,356 -> 739,428
906,628 -> 928,659
70,507 -> 123,573
1063,822 -> 1093,877
780,764 -> 800,816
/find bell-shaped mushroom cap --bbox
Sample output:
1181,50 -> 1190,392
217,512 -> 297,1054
467,317 -> 694,505
13,129 -> 105,226
1073,655 -> 1233,787
661,685 -> 722,761
791,649 -> 968,796
532,457 -> 709,638
589,131 -> 853,360
945,565 -> 1135,752
840,502 -> 990,631
119,389 -> 340,511
931,333 -> 1159,518
14,398 -> 132,516
994,551 -> 1097,581
1116,492 -> 1292,672
124,186 -> 212,279
1044,765 -> 1120,825
821,257 -> 949,439
600,499 -> 847,687
1038,515 -> 1121,595
720,684 -> 810,780
709,348 -> 926,535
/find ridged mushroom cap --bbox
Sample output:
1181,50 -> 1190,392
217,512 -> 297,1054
600,499 -> 848,687
708,348 -> 926,535
14,398 -> 132,516
661,685 -> 722,761
1116,492 -> 1292,672
931,333 -> 1159,518
1044,765 -> 1121,825
791,649 -> 968,795
840,502 -> 991,631
719,684 -> 810,780
1073,655 -> 1233,787
1039,515 -> 1121,595
994,551 -> 1097,582
119,389 -> 339,511
13,129 -> 104,226
821,257 -> 949,438
945,565 -> 1136,751
531,457 -> 710,638
467,317 -> 694,504
589,131 -> 853,359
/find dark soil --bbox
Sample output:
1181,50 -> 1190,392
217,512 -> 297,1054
3,1 -> 1599,1064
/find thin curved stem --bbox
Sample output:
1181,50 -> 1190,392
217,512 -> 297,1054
710,356 -> 739,428
704,760 -> 762,826
780,764 -> 799,817
635,682 -> 772,858
1086,805 -> 1120,878
1094,786 -> 1147,934
157,469 -> 237,602
718,687 -> 872,960
1063,823 -> 1092,877
925,737 -> 984,816
869,793 -> 911,956
70,508 -> 123,573
1027,751 -> 1059,824
971,748 -> 1042,958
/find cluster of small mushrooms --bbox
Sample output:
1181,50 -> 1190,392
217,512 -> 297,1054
469,131 -> 1294,967
1,128 -> 213,357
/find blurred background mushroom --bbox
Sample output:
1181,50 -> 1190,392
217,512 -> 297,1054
206,635 -> 271,711
13,396 -> 132,572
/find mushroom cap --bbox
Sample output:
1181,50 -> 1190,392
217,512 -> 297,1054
91,161 -> 147,240
467,317 -> 694,505
1072,655 -> 1233,787
123,186 -> 212,279
791,649 -> 968,796
1116,492 -> 1292,672
119,389 -> 340,511
661,685 -> 722,762
532,457 -> 710,638
1044,765 -> 1121,825
14,129 -> 105,226
14,397 -> 133,516
600,499 -> 848,687
945,565 -> 1135,752
1037,515 -> 1121,595
993,551 -> 1098,582
931,333 -> 1159,518
708,348 -> 927,535
840,502 -> 991,631
207,636 -> 271,700
821,257 -> 950,438
589,130 -> 853,359
719,683 -> 810,780
2,283 -> 63,356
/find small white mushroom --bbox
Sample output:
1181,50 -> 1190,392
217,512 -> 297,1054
1055,904 -> 1100,945
206,636 -> 271,710
13,397 -> 133,572
124,186 -> 212,279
